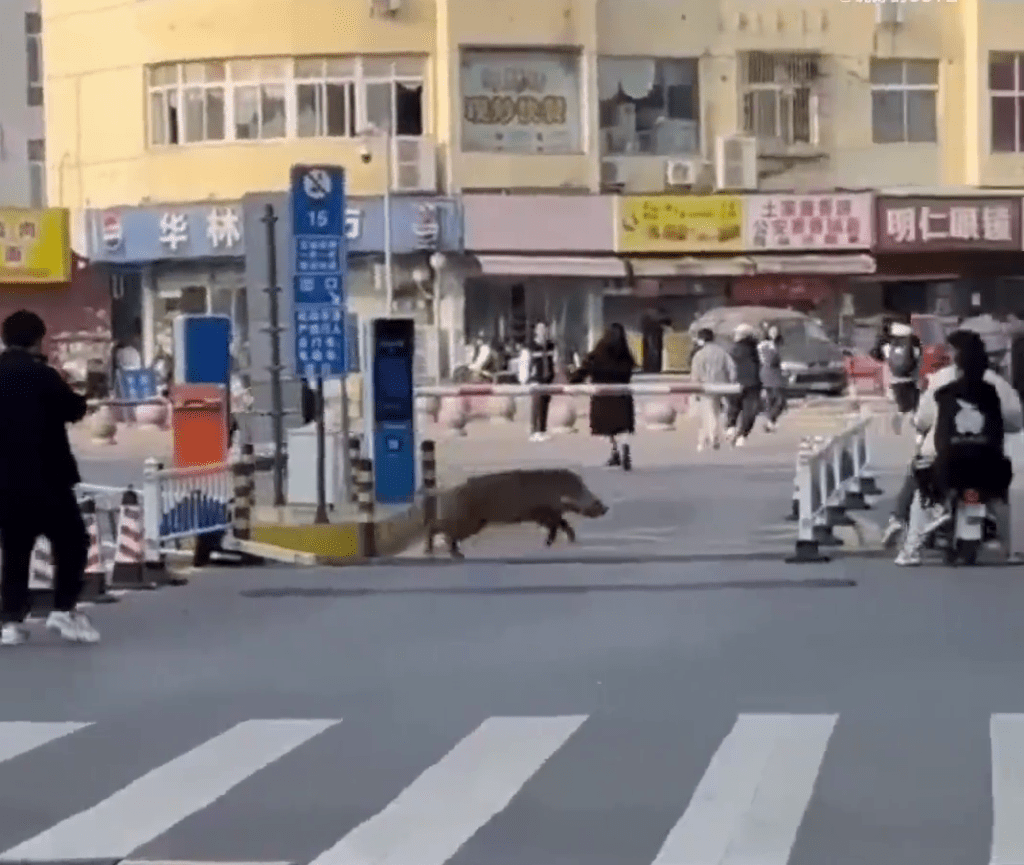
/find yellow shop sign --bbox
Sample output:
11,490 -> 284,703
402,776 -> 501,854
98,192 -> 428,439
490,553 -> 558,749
618,195 -> 744,253
0,208 -> 72,284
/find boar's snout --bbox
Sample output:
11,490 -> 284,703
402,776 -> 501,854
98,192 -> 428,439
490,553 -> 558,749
581,495 -> 608,518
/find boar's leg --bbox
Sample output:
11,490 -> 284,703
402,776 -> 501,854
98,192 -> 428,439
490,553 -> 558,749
558,517 -> 576,542
446,534 -> 465,559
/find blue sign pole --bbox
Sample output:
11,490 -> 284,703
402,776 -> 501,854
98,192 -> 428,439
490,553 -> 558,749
290,164 -> 349,518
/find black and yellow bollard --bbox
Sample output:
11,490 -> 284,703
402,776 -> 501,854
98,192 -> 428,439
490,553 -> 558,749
355,457 -> 376,558
347,435 -> 362,503
232,442 -> 256,541
420,440 -> 437,553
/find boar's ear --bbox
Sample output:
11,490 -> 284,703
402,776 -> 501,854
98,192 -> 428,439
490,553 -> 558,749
559,494 -> 579,510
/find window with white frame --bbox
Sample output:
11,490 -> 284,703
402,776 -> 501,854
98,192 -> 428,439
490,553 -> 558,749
598,58 -> 699,156
870,59 -> 938,144
27,139 -> 45,207
295,58 -> 357,138
25,11 -> 42,107
990,52 -> 1024,152
739,52 -> 819,145
145,56 -> 425,147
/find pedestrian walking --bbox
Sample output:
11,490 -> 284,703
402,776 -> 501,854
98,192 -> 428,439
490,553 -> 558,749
725,324 -> 762,447
758,324 -> 787,432
570,323 -> 637,469
0,310 -> 99,645
518,322 -> 558,442
882,320 -> 923,434
690,328 -> 735,451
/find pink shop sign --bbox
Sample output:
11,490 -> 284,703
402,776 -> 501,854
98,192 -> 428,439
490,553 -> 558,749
744,193 -> 872,251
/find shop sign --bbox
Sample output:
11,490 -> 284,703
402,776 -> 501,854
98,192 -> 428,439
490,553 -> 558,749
875,196 -> 1022,252
745,193 -> 871,250
0,208 -> 71,284
460,49 -> 582,154
617,195 -> 744,253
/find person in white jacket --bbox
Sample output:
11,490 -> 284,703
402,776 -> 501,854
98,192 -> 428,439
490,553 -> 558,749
895,330 -> 1023,566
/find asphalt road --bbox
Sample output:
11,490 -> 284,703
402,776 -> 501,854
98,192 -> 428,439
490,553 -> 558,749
0,556 -> 1023,865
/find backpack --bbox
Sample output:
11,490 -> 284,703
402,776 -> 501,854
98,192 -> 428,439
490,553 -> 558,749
934,378 -> 1004,454
887,337 -> 917,377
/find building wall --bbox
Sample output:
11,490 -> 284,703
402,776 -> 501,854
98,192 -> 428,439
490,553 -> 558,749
1,0 -> 45,207
39,0 -> 1010,217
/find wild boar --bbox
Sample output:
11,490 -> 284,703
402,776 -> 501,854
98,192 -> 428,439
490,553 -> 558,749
426,468 -> 608,558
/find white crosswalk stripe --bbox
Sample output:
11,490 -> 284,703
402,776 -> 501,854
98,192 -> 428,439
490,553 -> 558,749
0,713 -> 1016,865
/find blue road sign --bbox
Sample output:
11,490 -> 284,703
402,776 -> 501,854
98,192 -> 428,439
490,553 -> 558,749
290,164 -> 348,380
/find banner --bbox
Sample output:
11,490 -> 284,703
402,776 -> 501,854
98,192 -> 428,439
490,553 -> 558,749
0,208 -> 71,284
618,196 -> 744,253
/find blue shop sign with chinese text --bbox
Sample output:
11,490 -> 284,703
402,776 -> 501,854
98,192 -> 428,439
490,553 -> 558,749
240,194 -> 462,255
84,203 -> 245,263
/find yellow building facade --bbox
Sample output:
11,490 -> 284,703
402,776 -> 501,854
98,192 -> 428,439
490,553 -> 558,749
40,0 -> 1024,216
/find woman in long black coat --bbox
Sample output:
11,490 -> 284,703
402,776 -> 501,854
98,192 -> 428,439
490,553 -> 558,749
571,322 -> 637,469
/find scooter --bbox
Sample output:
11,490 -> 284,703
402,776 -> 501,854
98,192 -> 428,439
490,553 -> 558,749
941,489 -> 995,566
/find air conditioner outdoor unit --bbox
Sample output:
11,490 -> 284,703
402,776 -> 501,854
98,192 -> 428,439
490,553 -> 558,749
665,159 -> 700,188
391,137 -> 438,193
715,135 -> 758,191
600,159 -> 621,186
876,3 -> 904,26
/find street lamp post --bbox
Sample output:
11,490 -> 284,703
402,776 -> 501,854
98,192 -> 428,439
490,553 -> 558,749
361,124 -> 394,316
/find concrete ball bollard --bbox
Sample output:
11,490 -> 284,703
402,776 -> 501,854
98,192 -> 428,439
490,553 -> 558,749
548,397 -> 578,433
416,394 -> 440,422
643,399 -> 677,431
89,404 -> 118,445
487,394 -> 516,423
438,397 -> 468,436
134,400 -> 169,429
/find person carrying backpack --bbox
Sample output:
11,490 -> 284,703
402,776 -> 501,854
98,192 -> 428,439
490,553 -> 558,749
882,321 -> 922,434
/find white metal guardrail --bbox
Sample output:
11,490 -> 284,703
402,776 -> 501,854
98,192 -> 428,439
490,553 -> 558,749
788,417 -> 881,563
141,458 -> 233,562
414,382 -> 742,397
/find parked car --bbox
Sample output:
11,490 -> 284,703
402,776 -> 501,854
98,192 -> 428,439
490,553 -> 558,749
689,305 -> 848,396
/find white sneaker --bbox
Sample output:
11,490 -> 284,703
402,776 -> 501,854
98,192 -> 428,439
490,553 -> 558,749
882,517 -> 905,547
0,623 -> 28,646
734,436 -> 746,447
529,432 -> 548,443
697,442 -> 706,452
45,610 -> 100,644
895,549 -> 922,566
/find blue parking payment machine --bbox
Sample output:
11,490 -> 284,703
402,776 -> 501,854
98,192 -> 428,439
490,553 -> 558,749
363,317 -> 416,505
172,314 -> 232,385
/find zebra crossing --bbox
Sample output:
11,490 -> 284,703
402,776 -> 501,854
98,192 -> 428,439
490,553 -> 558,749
0,712 -> 1017,864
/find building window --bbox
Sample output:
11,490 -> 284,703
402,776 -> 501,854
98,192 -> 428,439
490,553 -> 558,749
146,56 -> 425,147
182,61 -> 226,143
739,52 -> 819,146
27,139 -> 45,207
991,52 -> 1024,153
598,58 -> 699,156
295,58 -> 356,138
231,58 -> 287,140
459,48 -> 582,154
25,12 -> 42,107
870,59 -> 938,144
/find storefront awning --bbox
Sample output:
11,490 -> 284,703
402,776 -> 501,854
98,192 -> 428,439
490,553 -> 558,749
474,255 -> 628,278
629,254 -> 876,277
751,254 -> 876,275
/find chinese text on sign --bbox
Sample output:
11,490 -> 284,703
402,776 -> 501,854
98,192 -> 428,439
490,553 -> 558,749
746,194 -> 871,250
875,197 -> 1021,252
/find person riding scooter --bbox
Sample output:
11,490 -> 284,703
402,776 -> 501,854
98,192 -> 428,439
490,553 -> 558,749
895,330 -> 1020,566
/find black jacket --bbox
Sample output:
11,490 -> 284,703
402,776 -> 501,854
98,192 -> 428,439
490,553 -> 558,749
0,348 -> 88,492
730,336 -> 762,389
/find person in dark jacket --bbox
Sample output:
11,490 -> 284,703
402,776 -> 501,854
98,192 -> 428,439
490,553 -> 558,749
757,323 -> 786,432
640,308 -> 671,374
571,323 -> 637,469
0,310 -> 99,646
725,323 -> 762,446
518,322 -> 558,442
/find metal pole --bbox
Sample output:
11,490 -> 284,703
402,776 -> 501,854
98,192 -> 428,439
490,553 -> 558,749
262,203 -> 286,507
314,377 -> 328,524
383,129 -> 394,316
339,368 -> 353,506
432,258 -> 443,383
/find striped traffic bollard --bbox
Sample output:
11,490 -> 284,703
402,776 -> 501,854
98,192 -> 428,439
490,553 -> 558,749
232,443 -> 256,541
79,498 -> 115,603
109,487 -> 155,590
355,457 -> 376,558
787,437 -> 814,521
420,440 -> 437,554
28,537 -> 53,593
347,435 -> 362,503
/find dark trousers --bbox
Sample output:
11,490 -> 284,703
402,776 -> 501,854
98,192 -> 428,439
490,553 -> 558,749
0,488 -> 88,623
763,387 -> 787,423
893,468 -> 917,522
727,387 -> 761,437
530,393 -> 551,434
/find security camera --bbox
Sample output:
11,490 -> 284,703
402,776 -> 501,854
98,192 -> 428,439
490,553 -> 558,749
359,142 -> 372,164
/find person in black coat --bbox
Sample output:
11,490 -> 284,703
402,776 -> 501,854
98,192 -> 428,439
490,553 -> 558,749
0,310 -> 99,646
725,323 -> 762,446
571,323 -> 637,469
